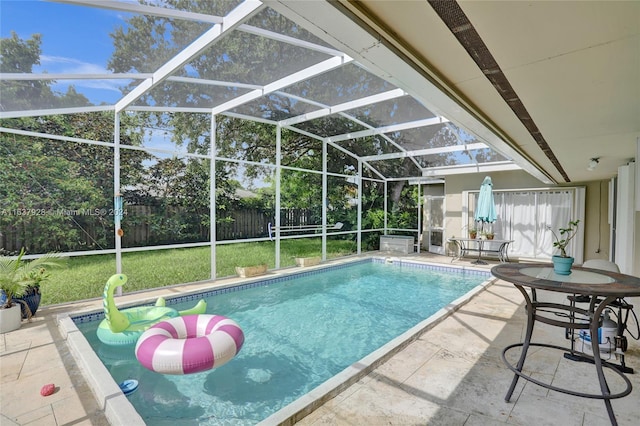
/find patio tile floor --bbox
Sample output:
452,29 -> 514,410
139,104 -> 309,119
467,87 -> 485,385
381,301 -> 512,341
1,253 -> 639,425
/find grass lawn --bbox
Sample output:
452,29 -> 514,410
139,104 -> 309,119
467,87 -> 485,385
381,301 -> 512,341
42,238 -> 357,306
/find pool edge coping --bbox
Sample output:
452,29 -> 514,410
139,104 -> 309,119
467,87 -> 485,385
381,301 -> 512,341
259,260 -> 495,425
58,255 -> 495,426
59,314 -> 146,425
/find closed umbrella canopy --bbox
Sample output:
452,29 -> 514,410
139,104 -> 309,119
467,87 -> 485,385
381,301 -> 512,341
475,176 -> 497,224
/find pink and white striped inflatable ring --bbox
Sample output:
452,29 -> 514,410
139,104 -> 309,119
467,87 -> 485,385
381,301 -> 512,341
135,314 -> 244,375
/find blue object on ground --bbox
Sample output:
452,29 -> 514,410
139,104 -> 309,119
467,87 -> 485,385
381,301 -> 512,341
119,379 -> 139,396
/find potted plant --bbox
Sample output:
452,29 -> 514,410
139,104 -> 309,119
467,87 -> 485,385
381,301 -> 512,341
14,266 -> 51,319
548,219 -> 580,275
0,249 -> 65,332
482,231 -> 495,240
468,227 -> 478,239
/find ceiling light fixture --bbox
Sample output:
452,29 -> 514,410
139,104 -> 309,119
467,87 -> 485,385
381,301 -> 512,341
587,158 -> 600,171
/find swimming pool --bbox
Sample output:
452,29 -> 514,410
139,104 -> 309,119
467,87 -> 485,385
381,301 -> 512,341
69,258 -> 492,425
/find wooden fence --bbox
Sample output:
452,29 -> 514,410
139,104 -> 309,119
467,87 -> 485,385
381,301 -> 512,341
1,207 -> 317,253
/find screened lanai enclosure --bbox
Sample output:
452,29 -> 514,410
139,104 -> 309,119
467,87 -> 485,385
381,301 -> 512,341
1,0 -> 538,289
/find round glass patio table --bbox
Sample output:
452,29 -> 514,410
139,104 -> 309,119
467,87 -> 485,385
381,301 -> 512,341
491,263 -> 640,426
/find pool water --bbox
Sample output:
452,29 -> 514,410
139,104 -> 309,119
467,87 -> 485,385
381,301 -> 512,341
75,260 -> 489,425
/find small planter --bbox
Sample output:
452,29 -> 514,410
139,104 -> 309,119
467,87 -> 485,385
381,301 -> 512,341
0,304 -> 22,334
552,255 -> 574,275
235,264 -> 268,278
469,231 -> 477,239
295,256 -> 321,267
14,292 -> 41,319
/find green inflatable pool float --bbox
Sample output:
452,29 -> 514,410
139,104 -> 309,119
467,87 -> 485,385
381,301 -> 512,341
96,274 -> 206,346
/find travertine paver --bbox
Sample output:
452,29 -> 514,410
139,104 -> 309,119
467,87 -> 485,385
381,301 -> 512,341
0,308 -> 109,426
2,254 -> 639,425
297,257 -> 640,426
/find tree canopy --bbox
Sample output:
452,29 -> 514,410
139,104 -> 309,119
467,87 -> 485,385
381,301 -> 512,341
0,1 -> 463,253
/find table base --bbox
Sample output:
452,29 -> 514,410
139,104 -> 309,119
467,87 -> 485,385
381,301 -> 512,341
502,342 -> 632,400
563,351 -> 635,374
491,263 -> 640,426
504,287 -> 631,426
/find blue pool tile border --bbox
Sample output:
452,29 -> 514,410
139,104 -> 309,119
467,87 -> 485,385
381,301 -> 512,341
385,259 -> 491,277
72,310 -> 105,323
71,258 -> 490,325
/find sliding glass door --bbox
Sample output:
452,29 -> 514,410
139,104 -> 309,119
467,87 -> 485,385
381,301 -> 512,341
426,195 -> 445,255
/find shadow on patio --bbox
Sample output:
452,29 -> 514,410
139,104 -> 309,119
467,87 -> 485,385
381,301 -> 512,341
297,257 -> 640,426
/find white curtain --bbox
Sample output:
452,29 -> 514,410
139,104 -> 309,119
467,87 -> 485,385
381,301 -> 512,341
465,188 -> 580,260
536,191 -> 573,258
504,192 -> 536,256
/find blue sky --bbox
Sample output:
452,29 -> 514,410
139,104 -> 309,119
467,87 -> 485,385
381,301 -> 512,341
1,1 -> 269,187
1,0 -> 132,104
1,1 -> 186,156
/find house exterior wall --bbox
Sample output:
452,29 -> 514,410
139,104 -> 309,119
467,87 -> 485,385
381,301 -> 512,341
635,212 -> 640,276
443,170 -> 611,265
579,180 -> 612,263
444,170 -> 547,241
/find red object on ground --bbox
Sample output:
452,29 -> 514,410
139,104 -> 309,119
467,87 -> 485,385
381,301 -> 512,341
40,383 -> 55,396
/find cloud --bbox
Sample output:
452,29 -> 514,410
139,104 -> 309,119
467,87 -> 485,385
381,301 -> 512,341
39,55 -> 110,74
37,55 -> 130,97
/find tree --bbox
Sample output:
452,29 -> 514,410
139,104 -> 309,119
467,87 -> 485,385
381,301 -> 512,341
0,31 -> 93,111
105,0 -> 363,180
1,32 -> 49,111
124,157 -> 211,245
1,109 -> 153,253
0,133 -> 102,252
0,31 -> 41,72
0,31 -> 152,252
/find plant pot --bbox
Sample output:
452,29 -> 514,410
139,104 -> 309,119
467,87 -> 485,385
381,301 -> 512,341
14,292 -> 41,319
552,255 -> 574,275
235,264 -> 268,278
0,304 -> 22,334
469,232 -> 477,239
295,256 -> 321,267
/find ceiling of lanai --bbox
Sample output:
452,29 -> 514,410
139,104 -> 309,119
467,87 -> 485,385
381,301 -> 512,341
275,0 -> 639,184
